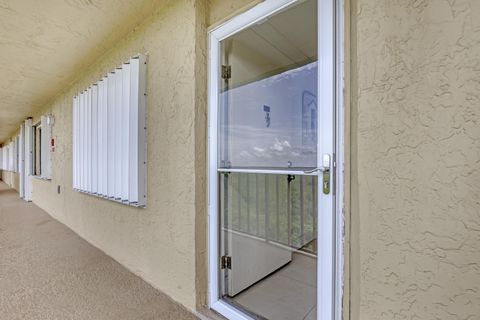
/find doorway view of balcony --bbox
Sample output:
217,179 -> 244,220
220,173 -> 318,320
215,1 -> 319,318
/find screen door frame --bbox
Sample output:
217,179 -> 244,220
207,0 -> 345,319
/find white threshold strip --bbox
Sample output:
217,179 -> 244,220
217,168 -> 319,176
211,301 -> 255,320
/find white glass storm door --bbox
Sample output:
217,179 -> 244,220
19,123 -> 25,199
208,0 -> 341,319
24,118 -> 33,202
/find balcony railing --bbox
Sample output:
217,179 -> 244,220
221,172 -> 317,255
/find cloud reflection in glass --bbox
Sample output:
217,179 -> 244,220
219,62 -> 318,170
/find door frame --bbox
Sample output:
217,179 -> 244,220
24,118 -> 33,202
19,123 -> 25,199
207,0 -> 345,319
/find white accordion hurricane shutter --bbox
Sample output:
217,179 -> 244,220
72,54 -> 147,207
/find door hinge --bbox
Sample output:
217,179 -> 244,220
221,65 -> 231,79
221,255 -> 232,269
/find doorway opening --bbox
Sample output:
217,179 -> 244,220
208,0 -> 343,319
32,122 -> 42,177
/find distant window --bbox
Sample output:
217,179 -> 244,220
0,141 -> 15,172
32,122 -> 42,176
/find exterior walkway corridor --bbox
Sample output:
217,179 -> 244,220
0,181 -> 198,320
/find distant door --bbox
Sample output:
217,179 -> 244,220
19,124 -> 25,199
24,119 -> 33,201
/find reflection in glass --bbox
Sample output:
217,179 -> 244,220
217,0 -> 318,319
218,0 -> 318,171
219,64 -> 317,169
222,173 -> 317,252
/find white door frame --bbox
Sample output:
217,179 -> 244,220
207,0 -> 344,319
19,123 -> 25,199
24,119 -> 33,202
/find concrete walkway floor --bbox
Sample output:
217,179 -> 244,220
0,181 -> 198,320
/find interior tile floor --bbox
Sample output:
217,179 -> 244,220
232,251 -> 317,320
0,181 -> 198,320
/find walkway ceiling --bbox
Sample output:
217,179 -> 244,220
0,0 -> 169,144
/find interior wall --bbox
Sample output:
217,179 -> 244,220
350,0 -> 480,319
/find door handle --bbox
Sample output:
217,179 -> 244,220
303,154 -> 331,174
303,167 -> 328,174
304,154 -> 331,195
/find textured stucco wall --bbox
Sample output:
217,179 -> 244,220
0,171 -> 19,191
207,0 -> 261,26
29,0 -> 206,311
350,0 -> 480,319
3,0 -> 479,318
0,0 -> 262,313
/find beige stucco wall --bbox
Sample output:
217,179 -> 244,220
207,0 -> 261,27
350,0 -> 480,319
1,171 -> 19,192
0,0 -> 262,313
29,0 -> 207,311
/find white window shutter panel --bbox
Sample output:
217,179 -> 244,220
73,97 -> 78,189
114,69 -> 123,200
72,54 -> 147,207
129,55 -> 147,206
79,92 -> 85,191
107,72 -> 115,198
95,82 -> 102,195
129,58 -> 139,204
87,87 -> 93,193
100,77 -> 108,197
121,63 -> 130,202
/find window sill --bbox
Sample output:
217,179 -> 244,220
32,176 -> 51,181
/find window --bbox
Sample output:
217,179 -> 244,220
72,54 -> 147,207
32,122 -> 42,176
30,116 -> 53,179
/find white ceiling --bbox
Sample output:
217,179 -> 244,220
0,0 -> 169,143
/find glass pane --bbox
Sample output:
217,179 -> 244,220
218,0 -> 318,170
220,172 -> 317,320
